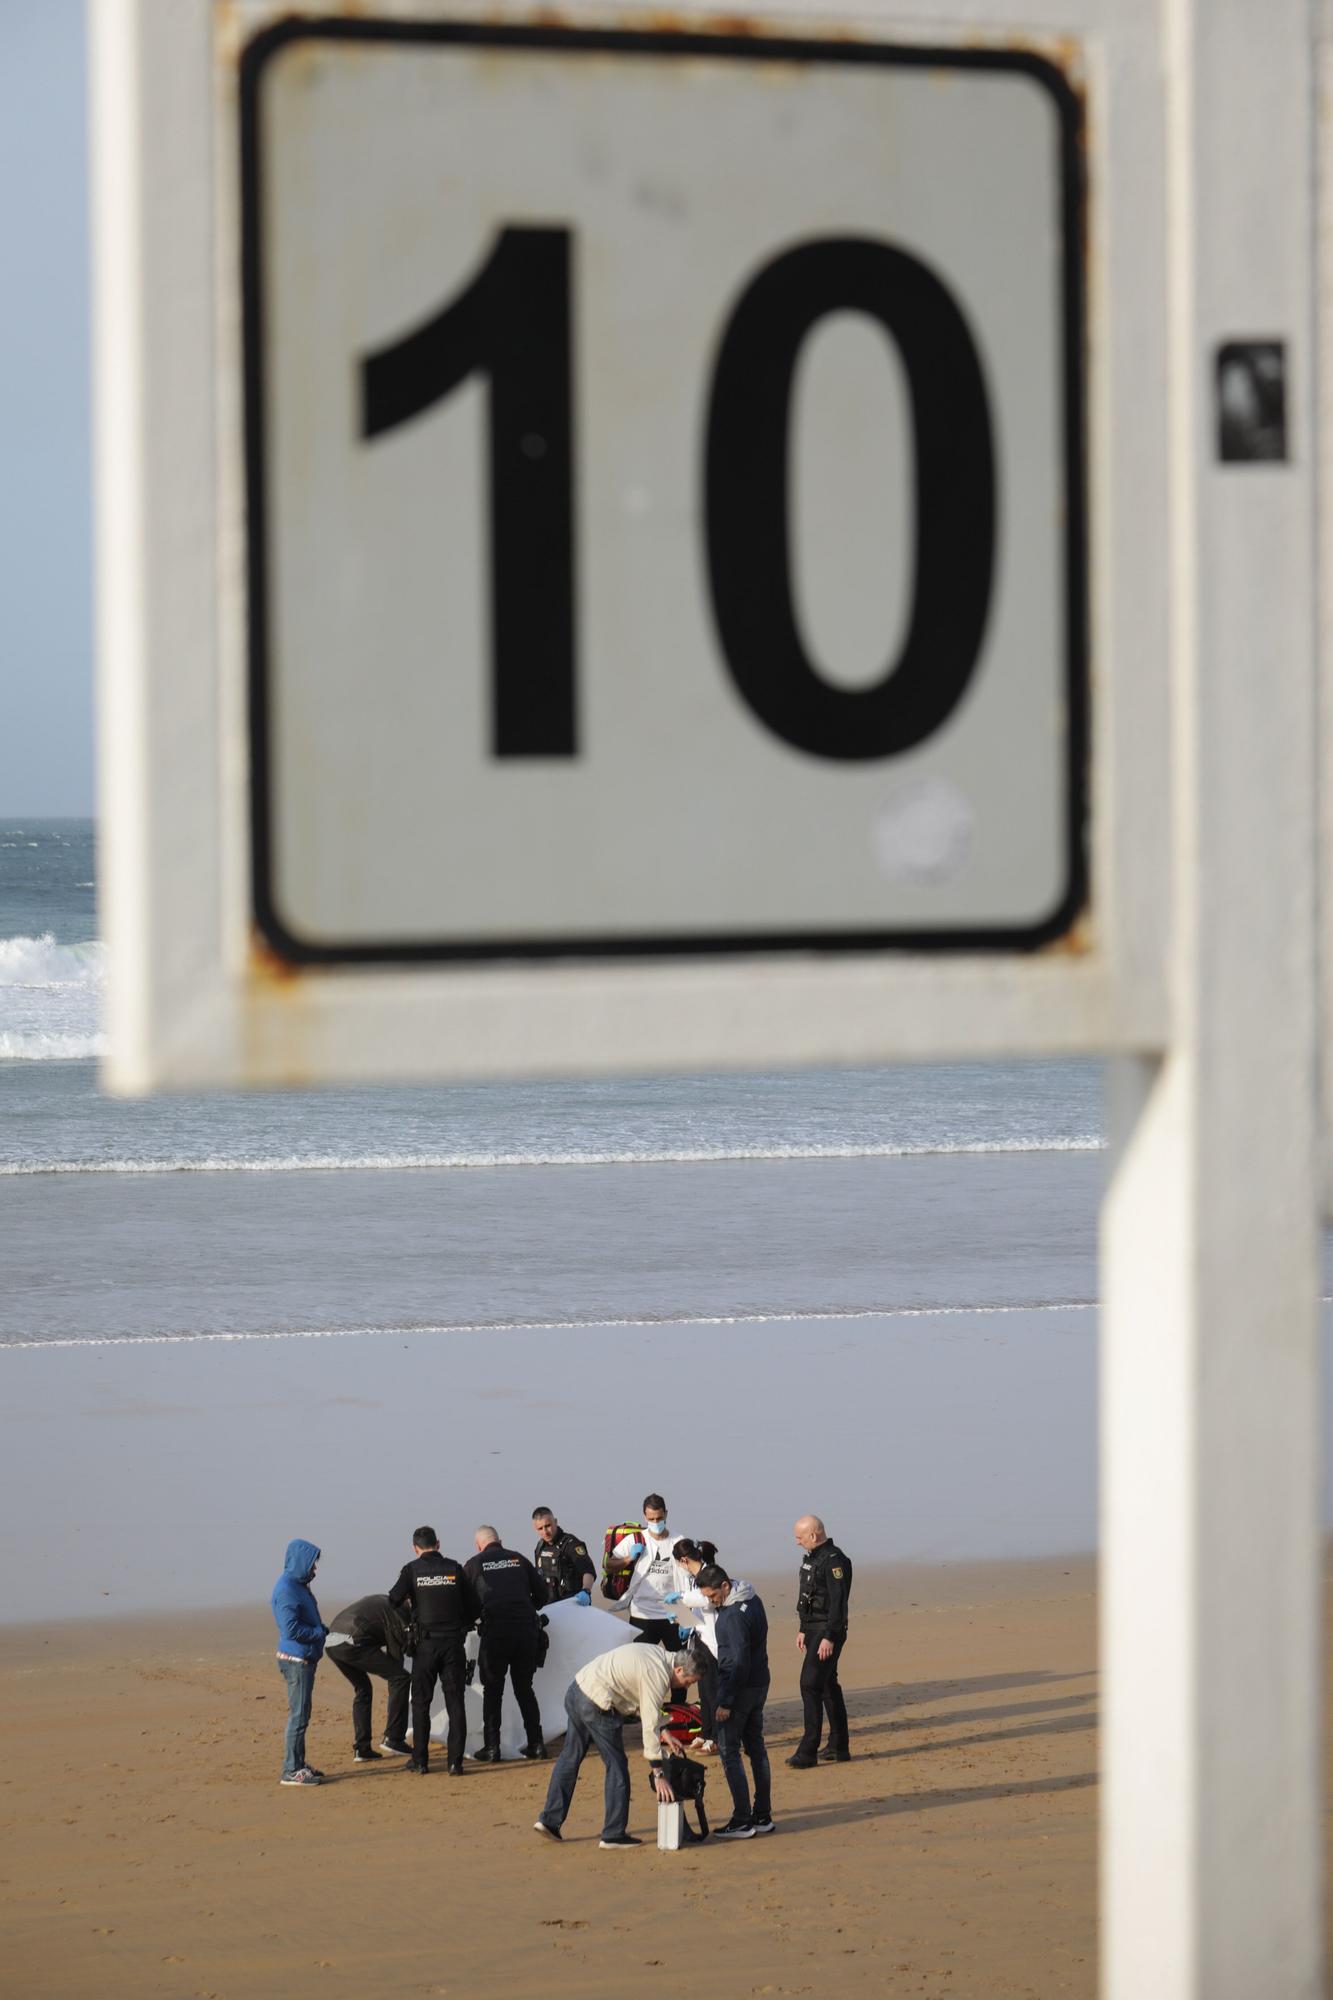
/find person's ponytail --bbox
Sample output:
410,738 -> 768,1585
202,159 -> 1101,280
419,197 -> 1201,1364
672,1536 -> 719,1567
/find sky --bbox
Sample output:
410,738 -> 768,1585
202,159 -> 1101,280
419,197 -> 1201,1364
0,0 -> 91,816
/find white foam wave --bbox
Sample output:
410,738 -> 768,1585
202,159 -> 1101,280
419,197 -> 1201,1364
0,932 -> 104,986
0,1032 -> 106,1061
0,1135 -> 1104,1177
0,1299 -> 1102,1351
0,933 -> 105,1062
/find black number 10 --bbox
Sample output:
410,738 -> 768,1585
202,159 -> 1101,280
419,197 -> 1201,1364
362,228 -> 995,763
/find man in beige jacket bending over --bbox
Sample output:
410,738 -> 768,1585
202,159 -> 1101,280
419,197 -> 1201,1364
533,1644 -> 701,1848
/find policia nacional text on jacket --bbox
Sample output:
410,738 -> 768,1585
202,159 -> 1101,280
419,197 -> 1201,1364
463,1531 -> 548,1762
388,1529 -> 479,1775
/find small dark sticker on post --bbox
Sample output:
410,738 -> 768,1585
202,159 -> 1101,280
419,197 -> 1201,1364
1216,340 -> 1287,462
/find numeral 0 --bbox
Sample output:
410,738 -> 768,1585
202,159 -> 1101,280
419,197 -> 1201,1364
362,227 -> 995,762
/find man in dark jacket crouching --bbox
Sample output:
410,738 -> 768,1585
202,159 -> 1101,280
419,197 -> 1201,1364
325,1593 -> 412,1761
697,1565 -> 773,1839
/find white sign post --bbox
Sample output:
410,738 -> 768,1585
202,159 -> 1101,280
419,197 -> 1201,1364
91,4 -> 1325,1997
1097,3 -> 1321,1996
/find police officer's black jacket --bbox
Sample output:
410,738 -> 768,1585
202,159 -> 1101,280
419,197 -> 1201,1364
328,1592 -> 408,1658
533,1527 -> 593,1602
797,1540 -> 853,1641
464,1543 -> 546,1627
388,1552 -> 478,1639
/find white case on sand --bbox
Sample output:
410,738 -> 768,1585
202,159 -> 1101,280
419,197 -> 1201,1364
657,1802 -> 683,1851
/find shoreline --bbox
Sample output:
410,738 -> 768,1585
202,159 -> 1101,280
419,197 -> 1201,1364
0,1295 -> 1100,1351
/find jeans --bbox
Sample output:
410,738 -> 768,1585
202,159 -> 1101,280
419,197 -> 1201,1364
798,1633 -> 848,1754
717,1680 -> 771,1824
279,1657 -> 317,1776
539,1683 -> 631,1841
478,1619 -> 543,1746
694,1648 -> 718,1738
328,1641 -> 410,1751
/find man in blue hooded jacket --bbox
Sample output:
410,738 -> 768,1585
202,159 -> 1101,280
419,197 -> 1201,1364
271,1538 -> 327,1786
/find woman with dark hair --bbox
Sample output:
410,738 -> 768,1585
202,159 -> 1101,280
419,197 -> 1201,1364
670,1538 -> 745,1739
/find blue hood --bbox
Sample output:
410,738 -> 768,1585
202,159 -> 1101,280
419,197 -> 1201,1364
272,1541 -> 326,1662
283,1538 -> 321,1584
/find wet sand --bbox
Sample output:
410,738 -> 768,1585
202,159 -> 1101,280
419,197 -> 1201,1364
0,1558 -> 1104,1999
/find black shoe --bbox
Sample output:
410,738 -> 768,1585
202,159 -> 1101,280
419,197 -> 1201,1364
520,1741 -> 548,1760
471,1745 -> 500,1764
353,1747 -> 384,1762
533,1819 -> 562,1841
786,1752 -> 818,1770
748,1816 -> 776,1835
447,1761 -> 466,1776
598,1833 -> 642,1848
403,1760 -> 428,1775
819,1744 -> 851,1763
380,1738 -> 411,1756
713,1818 -> 756,1840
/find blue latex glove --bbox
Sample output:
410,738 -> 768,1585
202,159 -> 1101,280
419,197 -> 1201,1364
676,1625 -> 693,1647
573,1590 -> 591,1607
663,1591 -> 681,1604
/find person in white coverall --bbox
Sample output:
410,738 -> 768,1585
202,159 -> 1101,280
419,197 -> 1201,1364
613,1493 -> 692,1647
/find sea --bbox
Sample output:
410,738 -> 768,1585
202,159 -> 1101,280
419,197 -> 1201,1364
0,817 -> 1107,1344
0,818 -> 1323,1618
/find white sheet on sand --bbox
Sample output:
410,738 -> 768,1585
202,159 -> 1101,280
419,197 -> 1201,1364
418,1598 -> 649,1759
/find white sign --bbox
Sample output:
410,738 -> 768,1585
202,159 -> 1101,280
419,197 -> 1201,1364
242,19 -> 1086,963
98,3 -> 1179,1090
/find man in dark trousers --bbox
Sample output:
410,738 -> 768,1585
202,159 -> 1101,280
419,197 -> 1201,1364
697,1564 -> 773,1838
788,1514 -> 854,1768
531,1507 -> 596,1604
464,1525 -> 549,1762
388,1526 -> 479,1776
324,1592 -> 412,1761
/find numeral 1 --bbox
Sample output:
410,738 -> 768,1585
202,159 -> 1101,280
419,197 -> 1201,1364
362,227 -> 576,757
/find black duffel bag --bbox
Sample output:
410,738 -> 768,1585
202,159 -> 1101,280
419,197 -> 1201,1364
647,1753 -> 710,1842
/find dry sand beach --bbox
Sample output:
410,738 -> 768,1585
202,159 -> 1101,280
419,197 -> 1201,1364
3,1559 -> 1103,2000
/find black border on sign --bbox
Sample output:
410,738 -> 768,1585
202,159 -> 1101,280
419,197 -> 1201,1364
239,18 -> 1089,965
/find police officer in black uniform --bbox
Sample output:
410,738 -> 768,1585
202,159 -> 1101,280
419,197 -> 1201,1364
464,1526 -> 549,1762
388,1525 -> 479,1775
531,1507 -> 596,1604
788,1513 -> 853,1768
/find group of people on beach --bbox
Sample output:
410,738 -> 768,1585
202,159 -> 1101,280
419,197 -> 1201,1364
270,1494 -> 853,1848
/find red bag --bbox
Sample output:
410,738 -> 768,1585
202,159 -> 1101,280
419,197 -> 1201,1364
599,1521 -> 646,1600
659,1700 -> 704,1750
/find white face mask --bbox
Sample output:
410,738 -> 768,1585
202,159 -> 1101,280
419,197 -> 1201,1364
647,1519 -> 669,1538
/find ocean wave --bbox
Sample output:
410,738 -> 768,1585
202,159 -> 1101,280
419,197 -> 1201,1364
0,933 -> 105,1060
0,1136 -> 1104,1176
0,1032 -> 106,1061
0,933 -> 104,986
